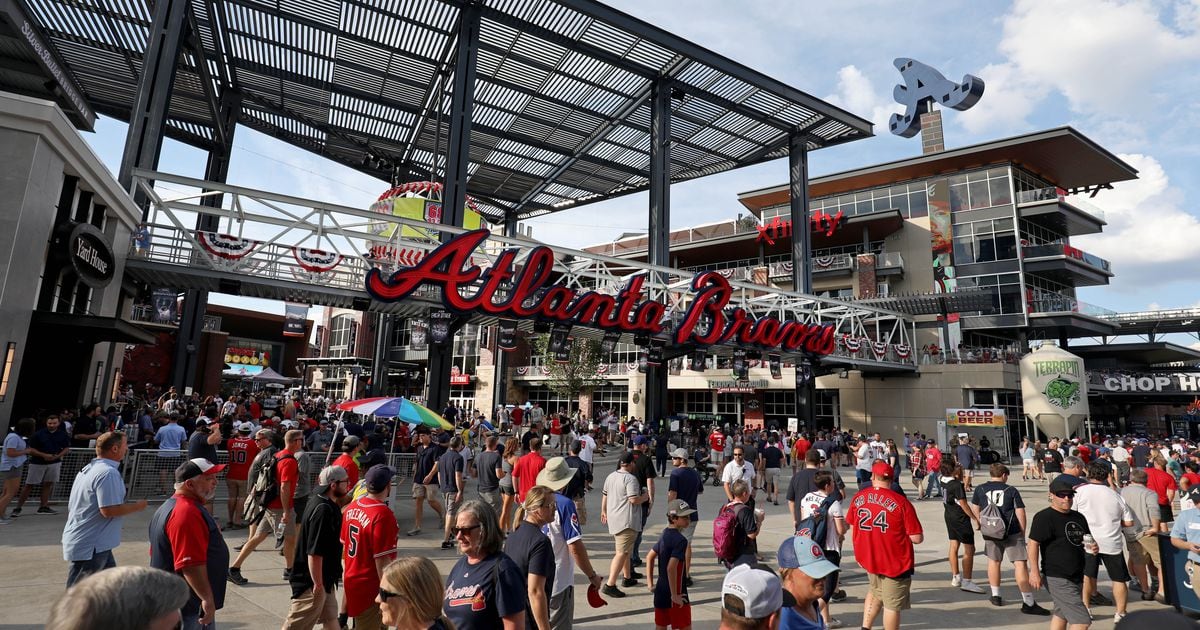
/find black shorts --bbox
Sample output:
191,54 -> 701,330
1084,552 -> 1130,582
1160,503 -> 1174,523
946,517 -> 975,546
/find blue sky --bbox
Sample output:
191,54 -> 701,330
79,0 -> 1200,323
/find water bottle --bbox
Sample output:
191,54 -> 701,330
1082,533 -> 1098,555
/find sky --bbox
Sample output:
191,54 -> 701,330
77,0 -> 1200,325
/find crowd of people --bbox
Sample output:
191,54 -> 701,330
10,391 -> 1200,629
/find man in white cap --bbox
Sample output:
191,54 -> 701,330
719,564 -> 793,629
149,458 -> 230,629
776,535 -> 840,628
537,456 -> 605,628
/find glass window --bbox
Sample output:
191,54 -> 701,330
949,184 -> 967,212
970,389 -> 995,406
953,237 -> 975,264
909,190 -> 928,217
994,233 -> 1018,260
968,180 -> 991,209
998,283 -> 1023,314
328,314 -> 357,358
976,237 -> 997,263
989,177 -> 1013,206
716,393 -> 740,416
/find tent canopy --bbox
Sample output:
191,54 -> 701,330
250,367 -> 295,384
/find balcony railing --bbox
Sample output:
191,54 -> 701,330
877,252 -> 904,269
1016,187 -> 1106,222
1022,243 -> 1111,273
1027,289 -> 1117,317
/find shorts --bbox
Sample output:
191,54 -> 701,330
25,462 -> 62,485
226,478 -> 247,498
573,496 -> 588,526
1022,458 -> 1034,467
1084,551 -> 1130,582
764,468 -> 780,489
984,534 -> 1028,563
681,520 -> 697,543
443,492 -> 463,522
412,483 -> 439,500
1126,536 -> 1148,565
1141,535 -> 1163,568
265,508 -> 297,537
284,585 -> 339,628
2,467 -> 23,480
1046,576 -> 1090,625
654,603 -> 692,629
479,489 -> 500,513
352,603 -> 383,630
867,573 -> 911,611
613,528 -> 637,554
946,518 -> 975,546
1160,503 -> 1174,524
500,484 -> 516,496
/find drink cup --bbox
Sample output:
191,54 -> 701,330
1082,533 -> 1099,555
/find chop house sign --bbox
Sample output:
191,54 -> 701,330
366,230 -> 836,355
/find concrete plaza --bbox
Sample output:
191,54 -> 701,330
5,451 -> 1183,629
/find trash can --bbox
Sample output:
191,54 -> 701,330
1158,532 -> 1200,614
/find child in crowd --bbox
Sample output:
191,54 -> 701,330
646,499 -> 695,630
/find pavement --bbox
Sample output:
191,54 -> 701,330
4,450 -> 1190,629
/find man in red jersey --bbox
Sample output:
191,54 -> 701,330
1145,456 -> 1177,532
512,437 -> 548,507
710,427 -> 727,470
333,436 -> 363,490
851,461 -> 924,630
224,422 -> 259,530
229,429 -> 301,583
340,465 -> 399,630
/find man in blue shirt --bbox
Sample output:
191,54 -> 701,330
16,414 -> 71,515
1170,486 -> 1200,602
61,432 -> 148,585
667,448 -> 702,587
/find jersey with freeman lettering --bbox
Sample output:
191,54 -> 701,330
226,437 -> 259,481
850,485 -> 923,578
341,496 -> 399,617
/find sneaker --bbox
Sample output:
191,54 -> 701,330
830,589 -> 847,602
282,569 -> 292,581
36,506 -> 58,515
960,579 -> 985,594
1114,612 -> 1126,624
0,518 -> 10,525
629,570 -> 644,580
630,558 -> 643,568
406,529 -> 422,536
10,508 -> 20,517
1021,603 -> 1051,616
683,576 -> 694,588
227,568 -> 248,586
621,577 -> 639,587
440,540 -> 455,549
601,584 -> 626,598
1089,592 -> 1112,606
234,544 -> 244,552
1151,578 -> 1161,595
274,534 -> 285,550
989,595 -> 1003,606
827,619 -> 845,629
950,574 -> 962,587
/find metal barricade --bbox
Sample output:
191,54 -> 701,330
126,449 -> 231,500
387,453 -> 417,499
16,448 -> 103,503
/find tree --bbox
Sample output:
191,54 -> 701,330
531,334 -> 608,409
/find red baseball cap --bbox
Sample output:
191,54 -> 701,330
871,461 -> 894,479
586,584 -> 608,608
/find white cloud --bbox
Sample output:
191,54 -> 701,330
823,65 -> 894,130
956,62 -> 1047,135
1072,153 -> 1200,286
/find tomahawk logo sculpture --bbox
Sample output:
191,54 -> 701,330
888,58 -> 985,137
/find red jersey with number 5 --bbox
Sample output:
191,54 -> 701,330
850,485 -> 922,578
226,437 -> 259,481
341,496 -> 400,616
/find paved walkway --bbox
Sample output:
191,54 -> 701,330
4,452 -> 1184,628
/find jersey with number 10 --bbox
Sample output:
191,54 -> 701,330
226,437 -> 259,481
340,496 -> 399,616
850,485 -> 922,578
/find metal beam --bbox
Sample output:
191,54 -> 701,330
644,78 -> 672,426
788,132 -> 812,294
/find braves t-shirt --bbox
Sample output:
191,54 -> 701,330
341,496 -> 399,616
541,492 -> 583,595
850,486 -> 922,578
503,521 -> 555,630
651,527 -> 689,609
443,552 -> 527,628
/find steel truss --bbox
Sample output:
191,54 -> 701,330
130,170 -> 916,371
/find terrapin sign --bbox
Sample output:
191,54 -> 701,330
365,229 -> 837,355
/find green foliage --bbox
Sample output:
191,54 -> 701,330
531,334 -> 608,401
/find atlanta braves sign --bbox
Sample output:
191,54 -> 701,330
365,230 -> 837,355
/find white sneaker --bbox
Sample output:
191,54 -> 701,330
951,574 -> 962,587
960,579 -> 986,594
827,619 -> 845,629
1114,612 -> 1125,623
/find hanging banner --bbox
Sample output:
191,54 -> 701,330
929,178 -> 962,350
732,349 -> 748,379
549,323 -> 572,354
429,310 -> 453,346
690,349 -> 707,372
647,345 -> 663,367
946,408 -> 1007,427
410,319 -> 429,349
795,362 -> 813,386
533,320 -> 551,334
634,333 -> 651,347
292,247 -> 343,272
197,231 -> 260,260
283,303 -> 308,338
638,349 -> 649,373
152,288 -> 177,323
599,330 -> 620,355
497,319 -> 518,351
769,354 -> 782,379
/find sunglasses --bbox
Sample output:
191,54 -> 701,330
451,524 -> 482,536
1053,492 -> 1075,499
379,586 -> 401,602
734,453 -> 744,457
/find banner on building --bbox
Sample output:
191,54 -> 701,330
549,323 -> 572,363
928,178 -> 961,351
946,408 -> 1007,427
690,349 -> 707,372
410,319 -> 428,349
768,354 -> 782,379
599,330 -> 620,355
283,303 -> 308,337
795,362 -> 813,386
732,349 -> 748,379
647,345 -> 662,367
497,319 -> 518,351
152,288 -> 177,323
638,349 -> 649,373
428,310 -> 453,345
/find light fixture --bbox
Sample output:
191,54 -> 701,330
0,342 -> 15,401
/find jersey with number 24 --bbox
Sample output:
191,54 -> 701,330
850,486 -> 923,578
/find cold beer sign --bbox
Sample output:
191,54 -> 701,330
945,408 -> 1006,427
365,229 -> 837,355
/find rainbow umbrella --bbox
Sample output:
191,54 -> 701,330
335,397 -> 405,417
398,398 -> 454,430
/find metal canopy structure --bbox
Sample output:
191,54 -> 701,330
25,0 -> 872,220
850,289 -> 996,316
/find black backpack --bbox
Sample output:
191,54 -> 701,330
244,447 -> 292,524
795,492 -> 840,549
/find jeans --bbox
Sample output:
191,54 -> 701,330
182,615 -> 216,630
855,469 -> 871,490
67,548 -> 116,587
925,473 -> 942,498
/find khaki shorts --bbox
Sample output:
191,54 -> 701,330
25,462 -> 62,485
867,574 -> 912,611
764,468 -> 780,489
613,528 -> 637,555
1141,536 -> 1162,568
1,467 -> 22,480
226,478 -> 247,498
412,483 -> 439,499
681,520 -> 697,543
265,508 -> 297,537
443,492 -> 463,521
284,585 -> 339,628
984,534 -> 1028,563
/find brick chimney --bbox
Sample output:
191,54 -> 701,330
920,109 -> 944,154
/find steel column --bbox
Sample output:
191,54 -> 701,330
644,79 -> 672,425
117,0 -> 187,211
788,133 -> 812,294
428,1 -> 481,413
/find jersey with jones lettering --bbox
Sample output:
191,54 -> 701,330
340,496 -> 399,616
226,437 -> 259,481
850,485 -> 923,578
